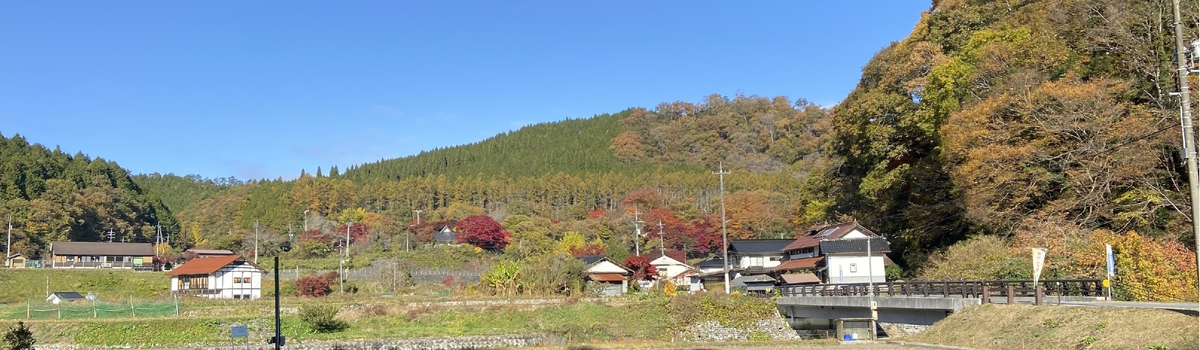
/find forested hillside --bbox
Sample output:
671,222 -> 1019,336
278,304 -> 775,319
132,173 -> 243,215
4,0 -> 1198,300
341,111 -> 698,182
0,133 -> 178,258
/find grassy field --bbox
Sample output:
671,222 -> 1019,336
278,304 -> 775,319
0,269 -> 171,304
907,304 -> 1197,350
0,293 -> 781,347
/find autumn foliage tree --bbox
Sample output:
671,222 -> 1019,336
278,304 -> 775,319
296,272 -> 339,297
623,255 -> 658,281
455,215 -> 511,250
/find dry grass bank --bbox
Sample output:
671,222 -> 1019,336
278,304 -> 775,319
908,304 -> 1197,350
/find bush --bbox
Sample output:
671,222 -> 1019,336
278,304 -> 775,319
3,321 -> 35,350
299,304 -> 349,333
919,235 -> 1027,280
296,272 -> 339,297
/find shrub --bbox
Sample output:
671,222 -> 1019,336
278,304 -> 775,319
3,321 -> 35,350
299,304 -> 349,333
296,272 -> 339,297
919,235 -> 1027,280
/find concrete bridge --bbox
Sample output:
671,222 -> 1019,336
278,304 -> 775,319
776,279 -> 1104,329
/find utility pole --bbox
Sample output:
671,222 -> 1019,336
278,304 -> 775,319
254,220 -> 259,264
107,229 -> 115,243
303,209 -> 309,232
411,210 -> 422,253
345,221 -> 352,258
1170,1 -> 1200,347
155,223 -> 162,256
867,237 -> 877,328
5,214 -> 11,268
657,220 -> 666,256
714,162 -> 731,294
631,206 -> 644,256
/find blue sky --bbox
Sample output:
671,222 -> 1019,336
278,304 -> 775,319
0,1 -> 929,181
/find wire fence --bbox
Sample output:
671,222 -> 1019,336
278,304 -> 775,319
0,297 -> 179,320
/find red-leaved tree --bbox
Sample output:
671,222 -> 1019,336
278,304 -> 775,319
623,255 -> 658,281
455,215 -> 510,250
296,272 -> 339,297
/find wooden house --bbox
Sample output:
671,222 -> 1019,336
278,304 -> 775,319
168,255 -> 263,300
578,255 -> 632,296
50,242 -> 154,270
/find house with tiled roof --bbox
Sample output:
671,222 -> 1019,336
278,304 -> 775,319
50,242 -> 155,270
775,221 -> 891,284
727,239 -> 793,276
645,250 -> 700,291
167,255 -> 263,300
577,255 -> 632,296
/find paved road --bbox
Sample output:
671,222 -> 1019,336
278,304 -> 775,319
1056,300 -> 1198,310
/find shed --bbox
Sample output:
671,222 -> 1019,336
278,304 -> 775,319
6,254 -> 26,269
47,292 -> 85,304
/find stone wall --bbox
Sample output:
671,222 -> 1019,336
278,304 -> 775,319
680,318 -> 804,342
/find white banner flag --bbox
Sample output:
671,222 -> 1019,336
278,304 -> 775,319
1032,248 -> 1047,285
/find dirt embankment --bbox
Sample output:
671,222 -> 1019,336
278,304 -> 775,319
906,304 -> 1197,350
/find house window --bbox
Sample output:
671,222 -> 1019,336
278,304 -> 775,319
188,276 -> 208,290
234,277 -> 242,283
849,263 -> 858,273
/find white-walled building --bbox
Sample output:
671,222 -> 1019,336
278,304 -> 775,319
775,221 -> 891,284
168,255 -> 263,300
579,255 -> 632,296
727,239 -> 793,276
820,237 -> 889,284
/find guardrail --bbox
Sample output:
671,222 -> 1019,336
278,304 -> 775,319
781,279 -> 1104,304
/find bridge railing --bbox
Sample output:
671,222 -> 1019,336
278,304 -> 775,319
781,279 -> 1103,301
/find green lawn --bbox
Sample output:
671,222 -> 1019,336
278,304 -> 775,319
0,269 -> 171,304
0,294 -> 781,347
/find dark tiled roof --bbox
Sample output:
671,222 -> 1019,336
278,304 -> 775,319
729,239 -> 793,255
782,221 -> 881,252
434,229 -> 456,242
578,255 -> 607,265
696,257 -> 725,268
819,237 -> 891,254
51,242 -> 154,256
49,292 -> 85,300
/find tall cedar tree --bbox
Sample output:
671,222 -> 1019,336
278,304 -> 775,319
455,215 -> 511,250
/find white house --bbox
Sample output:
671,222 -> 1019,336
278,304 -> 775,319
646,250 -> 697,288
821,237 -> 889,284
579,255 -> 632,296
776,221 -> 891,284
727,239 -> 793,276
168,255 -> 263,300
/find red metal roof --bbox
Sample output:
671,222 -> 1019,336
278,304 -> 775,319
588,273 -> 627,282
772,256 -> 824,272
167,255 -> 243,276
